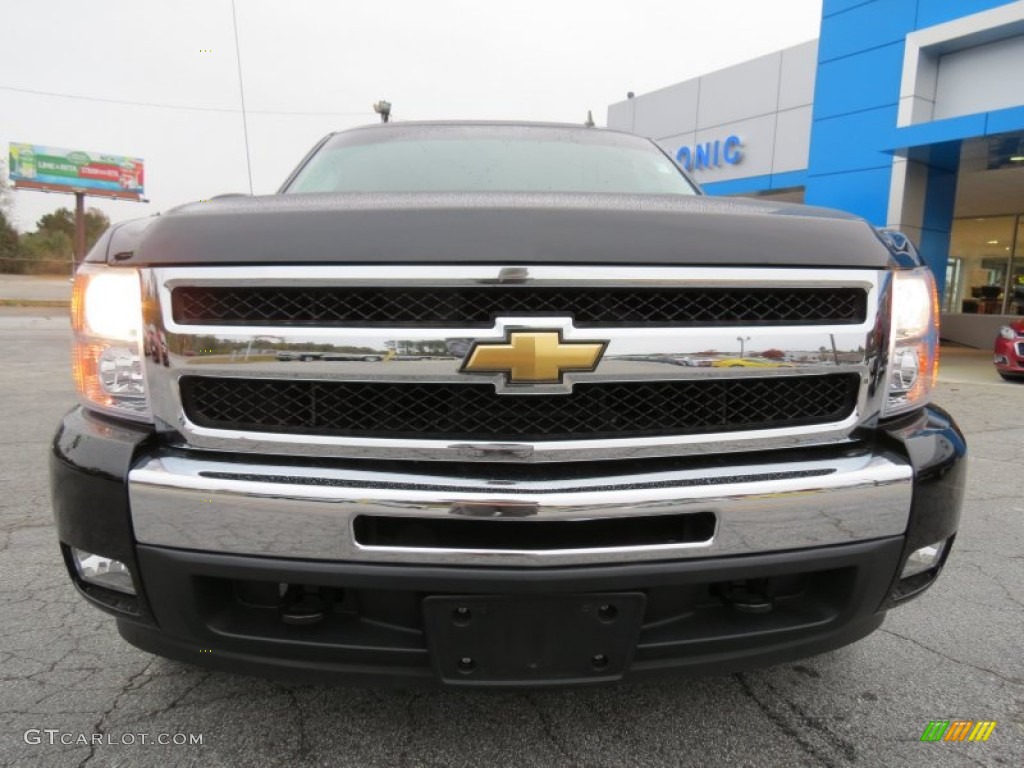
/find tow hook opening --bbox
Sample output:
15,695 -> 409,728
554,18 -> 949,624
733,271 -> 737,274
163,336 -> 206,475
278,584 -> 337,626
714,578 -> 776,614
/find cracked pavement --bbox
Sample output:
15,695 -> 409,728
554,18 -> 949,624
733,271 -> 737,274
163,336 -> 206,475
0,314 -> 1021,767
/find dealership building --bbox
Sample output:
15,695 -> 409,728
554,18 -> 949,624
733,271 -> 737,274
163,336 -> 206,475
607,0 -> 1024,348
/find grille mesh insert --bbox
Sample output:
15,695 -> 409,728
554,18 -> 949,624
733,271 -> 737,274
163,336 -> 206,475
180,375 -> 860,441
173,286 -> 868,327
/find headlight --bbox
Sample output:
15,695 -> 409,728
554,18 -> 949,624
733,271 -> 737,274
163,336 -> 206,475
884,268 -> 939,416
999,326 -> 1016,341
71,265 -> 151,421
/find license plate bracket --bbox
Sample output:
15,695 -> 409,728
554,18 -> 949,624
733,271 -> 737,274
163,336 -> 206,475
423,592 -> 646,686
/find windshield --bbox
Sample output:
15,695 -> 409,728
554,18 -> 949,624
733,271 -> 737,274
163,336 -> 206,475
284,125 -> 698,196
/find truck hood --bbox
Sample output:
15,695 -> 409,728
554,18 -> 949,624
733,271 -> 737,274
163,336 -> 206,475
102,192 -> 907,268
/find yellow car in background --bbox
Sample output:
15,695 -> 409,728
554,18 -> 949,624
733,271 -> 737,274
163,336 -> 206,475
712,357 -> 790,368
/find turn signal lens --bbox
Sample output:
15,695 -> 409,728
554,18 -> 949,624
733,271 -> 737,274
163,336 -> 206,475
885,268 -> 939,416
71,265 -> 151,421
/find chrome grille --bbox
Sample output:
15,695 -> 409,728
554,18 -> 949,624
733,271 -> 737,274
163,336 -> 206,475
144,265 -> 886,463
172,285 -> 868,327
179,375 -> 860,441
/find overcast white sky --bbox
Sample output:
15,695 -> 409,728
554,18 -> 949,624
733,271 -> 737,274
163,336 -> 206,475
1,0 -> 823,232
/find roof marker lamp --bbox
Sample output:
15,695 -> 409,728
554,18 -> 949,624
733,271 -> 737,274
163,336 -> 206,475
885,268 -> 939,416
71,265 -> 151,421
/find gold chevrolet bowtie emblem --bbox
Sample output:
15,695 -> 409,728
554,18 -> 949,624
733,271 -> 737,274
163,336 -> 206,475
462,331 -> 606,384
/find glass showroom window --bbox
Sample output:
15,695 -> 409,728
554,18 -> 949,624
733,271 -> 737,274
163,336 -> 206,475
1009,216 -> 1024,316
945,215 -> 1019,315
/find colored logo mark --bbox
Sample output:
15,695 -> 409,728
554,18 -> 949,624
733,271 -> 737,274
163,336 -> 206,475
920,720 -> 996,742
461,330 -> 605,385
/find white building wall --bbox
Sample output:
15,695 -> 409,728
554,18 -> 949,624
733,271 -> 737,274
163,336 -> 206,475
897,1 -> 1024,127
934,34 -> 1024,119
606,39 -> 818,185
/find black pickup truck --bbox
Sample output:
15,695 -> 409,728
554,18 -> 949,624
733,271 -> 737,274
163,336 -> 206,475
51,122 -> 965,687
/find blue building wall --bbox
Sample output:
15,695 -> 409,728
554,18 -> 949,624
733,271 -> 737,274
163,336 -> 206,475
805,0 -> 1023,292
701,170 -> 806,197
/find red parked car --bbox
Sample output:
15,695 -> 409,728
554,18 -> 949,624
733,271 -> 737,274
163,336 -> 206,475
995,319 -> 1024,380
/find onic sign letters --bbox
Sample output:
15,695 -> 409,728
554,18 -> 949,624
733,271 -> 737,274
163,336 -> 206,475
675,135 -> 743,172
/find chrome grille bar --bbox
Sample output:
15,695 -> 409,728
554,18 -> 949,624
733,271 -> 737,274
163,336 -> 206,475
171,284 -> 868,327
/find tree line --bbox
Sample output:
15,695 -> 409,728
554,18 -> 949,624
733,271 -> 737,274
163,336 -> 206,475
0,206 -> 111,275
1,162 -> 112,274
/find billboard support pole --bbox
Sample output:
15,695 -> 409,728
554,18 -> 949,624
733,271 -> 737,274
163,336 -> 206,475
73,191 -> 85,274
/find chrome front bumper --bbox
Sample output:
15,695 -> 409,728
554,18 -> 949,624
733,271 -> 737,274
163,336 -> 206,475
129,449 -> 913,567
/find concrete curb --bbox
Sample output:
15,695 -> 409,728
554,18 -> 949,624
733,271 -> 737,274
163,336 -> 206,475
0,299 -> 70,308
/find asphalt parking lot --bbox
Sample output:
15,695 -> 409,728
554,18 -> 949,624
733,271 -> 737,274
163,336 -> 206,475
0,310 -> 1021,768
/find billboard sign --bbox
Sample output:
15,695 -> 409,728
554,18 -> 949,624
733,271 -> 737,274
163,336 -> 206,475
8,143 -> 144,199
